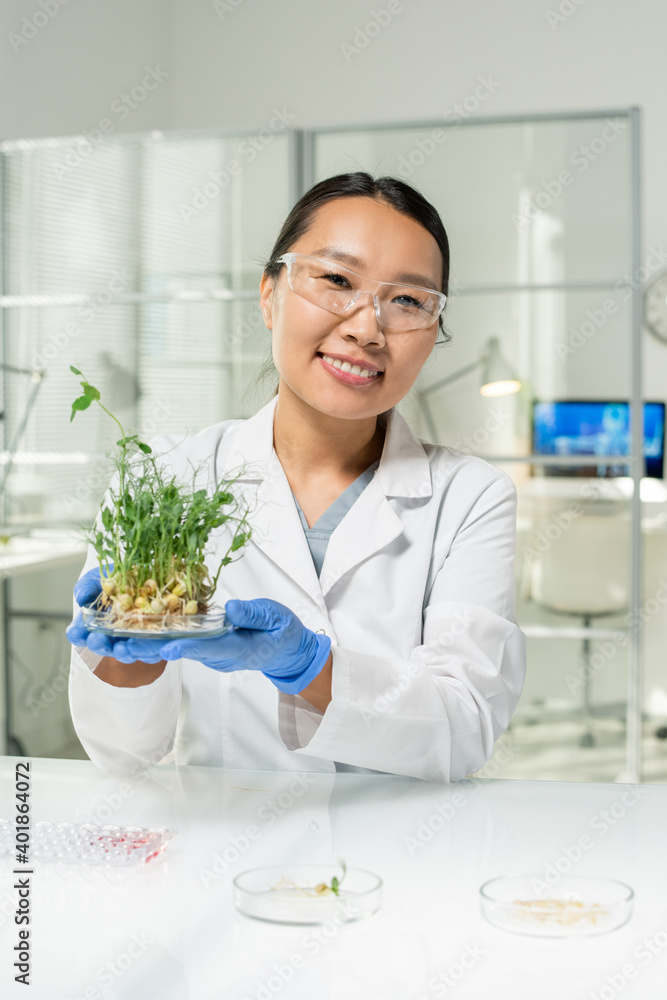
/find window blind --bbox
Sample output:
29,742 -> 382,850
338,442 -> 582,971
0,129 -> 289,526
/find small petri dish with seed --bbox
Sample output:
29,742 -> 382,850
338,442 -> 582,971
233,865 -> 382,925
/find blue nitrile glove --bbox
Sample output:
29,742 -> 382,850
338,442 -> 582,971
109,599 -> 332,694
74,565 -> 107,608
65,564 -> 148,661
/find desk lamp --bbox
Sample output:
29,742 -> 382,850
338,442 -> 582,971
418,337 -> 521,442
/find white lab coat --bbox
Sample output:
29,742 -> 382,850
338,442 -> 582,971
68,394 -> 526,782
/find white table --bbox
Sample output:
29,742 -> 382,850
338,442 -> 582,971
0,530 -> 86,579
1,757 -> 666,999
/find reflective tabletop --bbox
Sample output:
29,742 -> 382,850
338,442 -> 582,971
1,756 -> 666,999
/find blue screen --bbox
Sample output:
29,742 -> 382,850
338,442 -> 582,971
532,401 -> 665,478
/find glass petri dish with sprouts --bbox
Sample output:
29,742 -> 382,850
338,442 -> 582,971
233,863 -> 382,925
69,365 -> 252,642
82,604 -> 232,639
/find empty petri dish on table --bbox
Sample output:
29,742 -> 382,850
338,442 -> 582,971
233,865 -> 382,925
480,874 -> 634,937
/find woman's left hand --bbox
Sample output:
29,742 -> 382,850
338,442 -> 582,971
112,599 -> 332,695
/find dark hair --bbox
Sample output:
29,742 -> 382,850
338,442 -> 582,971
248,171 -> 451,402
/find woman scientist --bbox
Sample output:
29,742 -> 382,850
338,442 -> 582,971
67,171 -> 526,781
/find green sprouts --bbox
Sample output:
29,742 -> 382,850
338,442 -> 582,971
70,366 -> 252,623
315,860 -> 347,897
270,859 -> 348,898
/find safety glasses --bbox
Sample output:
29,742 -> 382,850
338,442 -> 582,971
275,253 -> 446,332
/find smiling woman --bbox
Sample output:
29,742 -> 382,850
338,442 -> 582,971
67,171 -> 526,782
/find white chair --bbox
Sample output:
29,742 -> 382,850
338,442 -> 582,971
523,512 -> 629,746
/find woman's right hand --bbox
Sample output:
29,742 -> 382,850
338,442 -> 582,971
66,567 -> 167,685
66,565 -> 105,648
66,566 -> 167,664
73,565 -> 106,608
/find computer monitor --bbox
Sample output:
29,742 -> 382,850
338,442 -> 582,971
532,400 -> 666,479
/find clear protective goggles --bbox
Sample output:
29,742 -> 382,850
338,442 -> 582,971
275,253 -> 446,332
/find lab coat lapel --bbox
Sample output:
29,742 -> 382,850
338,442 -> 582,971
319,406 -> 433,599
222,397 -> 433,606
223,396 -> 325,606
318,478 -> 404,598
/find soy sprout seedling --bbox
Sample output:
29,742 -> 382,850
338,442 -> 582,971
270,860 -> 348,897
70,366 -> 252,628
314,859 -> 347,896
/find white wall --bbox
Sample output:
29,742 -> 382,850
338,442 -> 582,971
0,0 -> 173,138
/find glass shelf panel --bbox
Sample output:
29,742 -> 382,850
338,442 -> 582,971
314,115 -> 632,288
405,287 -> 634,478
1,123 -> 290,525
3,130 -> 289,297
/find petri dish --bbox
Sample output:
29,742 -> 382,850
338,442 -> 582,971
480,874 -> 633,937
233,865 -> 382,925
81,604 -> 232,639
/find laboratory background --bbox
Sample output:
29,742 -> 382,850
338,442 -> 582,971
1,0 -> 667,789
